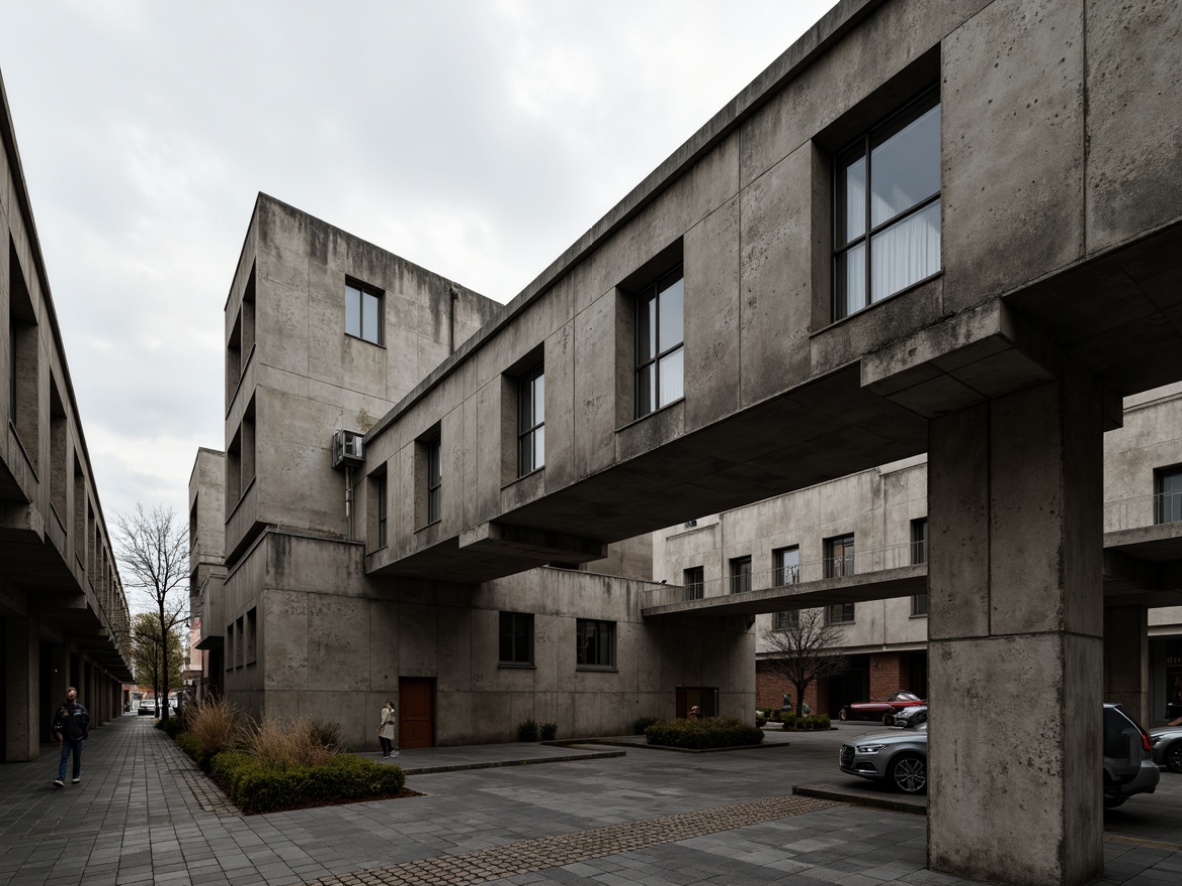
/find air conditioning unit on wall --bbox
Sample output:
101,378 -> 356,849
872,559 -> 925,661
332,429 -> 365,469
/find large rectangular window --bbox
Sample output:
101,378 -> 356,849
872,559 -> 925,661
774,546 -> 800,586
683,566 -> 704,601
824,534 -> 855,579
1156,468 -> 1182,525
635,268 -> 684,417
834,90 -> 941,320
499,612 -> 534,666
827,602 -> 856,624
426,438 -> 442,524
518,365 -> 545,476
576,619 -> 616,669
345,280 -> 382,344
730,556 -> 752,595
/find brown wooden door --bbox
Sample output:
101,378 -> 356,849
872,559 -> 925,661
398,678 -> 435,749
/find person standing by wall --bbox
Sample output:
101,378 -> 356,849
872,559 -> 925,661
378,698 -> 398,758
52,686 -> 89,788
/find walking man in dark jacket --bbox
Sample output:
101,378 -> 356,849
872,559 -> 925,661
52,686 -> 89,788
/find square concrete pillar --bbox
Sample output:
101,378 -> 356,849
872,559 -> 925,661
1104,606 -> 1148,726
4,617 -> 40,762
928,378 -> 1105,886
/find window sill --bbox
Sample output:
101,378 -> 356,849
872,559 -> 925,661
814,269 -> 944,333
909,613 -> 929,620
618,396 -> 685,433
345,332 -> 386,348
576,665 -> 618,673
498,662 -> 536,670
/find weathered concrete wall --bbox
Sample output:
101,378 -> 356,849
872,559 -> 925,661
223,530 -> 750,748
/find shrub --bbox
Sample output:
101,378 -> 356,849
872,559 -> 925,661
644,717 -> 764,750
187,697 -> 245,758
632,716 -> 660,735
780,713 -> 798,729
158,717 -> 185,739
210,751 -> 406,814
245,717 -> 336,769
539,722 -> 558,741
176,731 -> 202,763
516,719 -> 539,742
755,714 -> 767,728
307,719 -> 344,752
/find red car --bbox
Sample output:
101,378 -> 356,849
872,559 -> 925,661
839,691 -> 925,723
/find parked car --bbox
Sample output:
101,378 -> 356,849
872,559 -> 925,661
839,691 -> 925,723
137,697 -> 157,716
839,704 -> 1159,806
884,705 -> 927,728
1149,722 -> 1182,773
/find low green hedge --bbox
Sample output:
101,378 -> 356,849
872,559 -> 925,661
158,717 -> 185,739
780,714 -> 831,730
210,751 -> 406,814
644,717 -> 764,750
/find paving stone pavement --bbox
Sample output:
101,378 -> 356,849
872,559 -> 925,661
2,716 -> 1182,886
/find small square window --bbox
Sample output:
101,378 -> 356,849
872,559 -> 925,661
576,619 -> 616,669
911,594 -> 929,617
345,280 -> 382,344
772,610 -> 799,631
730,556 -> 752,595
499,612 -> 534,666
635,269 -> 684,417
834,90 -> 941,320
683,566 -> 704,601
827,602 -> 855,624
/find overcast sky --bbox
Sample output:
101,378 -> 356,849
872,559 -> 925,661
0,0 -> 836,562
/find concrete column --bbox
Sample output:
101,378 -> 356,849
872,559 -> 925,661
4,617 -> 40,762
928,378 -> 1105,886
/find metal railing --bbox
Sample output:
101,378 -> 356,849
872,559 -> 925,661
1104,490 -> 1182,533
644,541 -> 925,608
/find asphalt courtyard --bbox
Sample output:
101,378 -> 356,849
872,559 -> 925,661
2,716 -> 1181,886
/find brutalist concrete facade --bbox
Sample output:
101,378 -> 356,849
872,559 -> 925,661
192,195 -> 753,751
1,70 -> 134,762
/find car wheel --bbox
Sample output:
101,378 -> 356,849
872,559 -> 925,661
889,753 -> 927,794
1166,741 -> 1182,774
913,711 -> 927,726
882,713 -> 894,726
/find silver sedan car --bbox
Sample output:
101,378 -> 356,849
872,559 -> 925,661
1149,722 -> 1182,773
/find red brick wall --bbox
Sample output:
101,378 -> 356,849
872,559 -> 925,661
869,653 -> 908,700
757,663 -> 827,714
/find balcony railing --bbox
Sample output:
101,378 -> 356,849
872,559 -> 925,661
644,541 -> 922,608
1104,490 -> 1182,533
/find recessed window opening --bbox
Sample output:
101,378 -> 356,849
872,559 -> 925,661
774,546 -> 800,586
345,280 -> 382,344
426,437 -> 442,524
911,518 -> 928,564
518,364 -> 545,476
576,619 -> 616,669
1156,467 -> 1182,525
683,566 -> 704,601
834,89 -> 941,320
499,612 -> 534,666
824,534 -> 855,579
635,268 -> 684,417
730,556 -> 752,595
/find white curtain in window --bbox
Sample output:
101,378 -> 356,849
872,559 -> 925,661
871,199 -> 940,302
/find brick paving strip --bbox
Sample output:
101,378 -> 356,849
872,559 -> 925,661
304,794 -> 838,886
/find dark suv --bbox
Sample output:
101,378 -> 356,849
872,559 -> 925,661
839,703 -> 1159,805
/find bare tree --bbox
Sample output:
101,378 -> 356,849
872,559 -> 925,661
117,504 -> 188,722
761,607 -> 849,717
132,611 -> 183,714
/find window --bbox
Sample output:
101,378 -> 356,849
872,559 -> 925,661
518,365 -> 545,476
827,602 -> 856,624
576,619 -> 616,669
911,518 -> 928,564
375,474 -> 388,548
911,594 -> 929,617
774,546 -> 800,586
9,238 -> 39,467
426,437 -> 442,524
1156,468 -> 1182,525
635,268 -> 684,417
225,623 -> 235,670
345,280 -> 382,344
683,566 -> 704,601
773,610 -> 799,631
246,608 -> 257,663
834,89 -> 941,320
236,616 -> 245,667
499,612 -> 534,666
730,556 -> 752,594
824,534 -> 855,579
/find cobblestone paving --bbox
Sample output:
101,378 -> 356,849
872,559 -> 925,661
306,795 -> 837,886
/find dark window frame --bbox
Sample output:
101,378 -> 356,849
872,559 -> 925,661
773,546 -> 800,586
426,437 -> 442,524
498,611 -> 535,667
345,279 -> 383,345
833,88 -> 941,321
824,533 -> 855,579
827,602 -> 856,624
683,566 -> 705,601
730,555 -> 752,595
772,610 -> 799,631
576,618 -> 617,670
634,267 -> 685,418
911,594 -> 929,617
1155,466 -> 1182,525
911,518 -> 928,565
517,364 -> 545,476
376,473 -> 388,548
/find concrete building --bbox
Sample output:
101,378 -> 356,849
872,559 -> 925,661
652,382 -> 1182,726
191,1 -> 1182,882
0,71 -> 134,761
